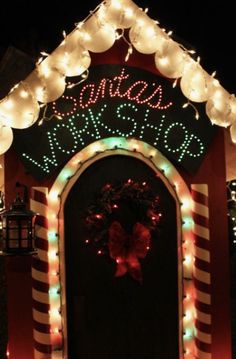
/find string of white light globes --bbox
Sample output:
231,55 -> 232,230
0,0 -> 235,155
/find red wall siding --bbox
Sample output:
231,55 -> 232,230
6,256 -> 34,359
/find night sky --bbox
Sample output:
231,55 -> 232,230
0,0 -> 235,95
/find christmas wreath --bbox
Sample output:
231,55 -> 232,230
84,179 -> 162,282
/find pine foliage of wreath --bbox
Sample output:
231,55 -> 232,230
84,179 -> 162,255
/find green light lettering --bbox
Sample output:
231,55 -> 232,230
164,122 -> 204,162
115,103 -> 138,136
140,110 -> 166,146
22,131 -> 58,173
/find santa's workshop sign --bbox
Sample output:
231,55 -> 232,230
13,65 -> 216,180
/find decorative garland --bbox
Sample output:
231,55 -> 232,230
84,179 -> 162,282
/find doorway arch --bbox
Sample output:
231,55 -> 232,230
46,137 -> 195,358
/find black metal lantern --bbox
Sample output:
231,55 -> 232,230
0,193 -> 36,254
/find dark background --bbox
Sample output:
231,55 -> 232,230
0,0 -> 235,94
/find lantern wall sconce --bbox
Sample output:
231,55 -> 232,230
0,185 -> 37,255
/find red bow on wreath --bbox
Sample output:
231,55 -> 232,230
108,221 -> 151,283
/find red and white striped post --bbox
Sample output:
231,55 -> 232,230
31,187 -> 52,358
191,184 -> 212,359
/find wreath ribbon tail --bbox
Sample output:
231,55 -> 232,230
115,258 -> 128,277
127,254 -> 142,283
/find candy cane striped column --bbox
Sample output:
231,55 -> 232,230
191,184 -> 212,359
31,187 -> 52,359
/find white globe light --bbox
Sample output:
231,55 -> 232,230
206,86 -> 235,127
78,15 -> 116,53
129,12 -> 165,54
230,122 -> 236,143
49,32 -> 91,77
97,0 -> 139,29
180,61 -> 212,102
155,39 -> 189,78
0,82 -> 40,129
0,122 -> 13,154
26,63 -> 66,103
229,96 -> 236,123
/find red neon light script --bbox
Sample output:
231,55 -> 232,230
78,68 -> 173,110
53,68 -> 173,117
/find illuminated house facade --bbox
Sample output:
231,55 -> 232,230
0,1 -> 234,358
